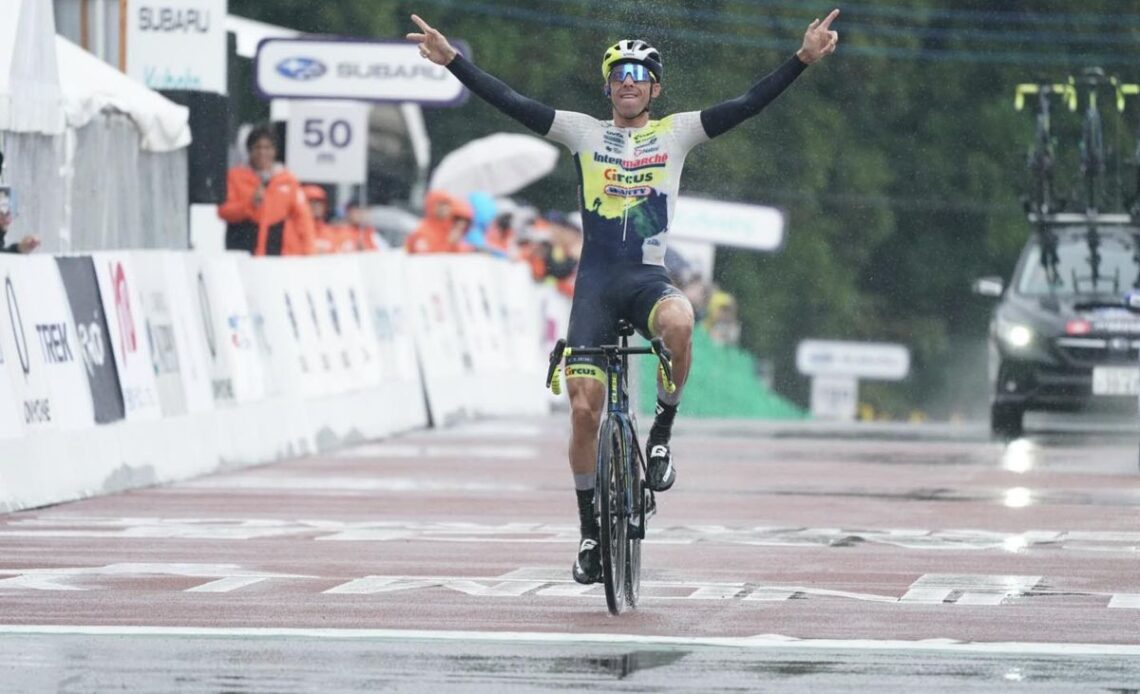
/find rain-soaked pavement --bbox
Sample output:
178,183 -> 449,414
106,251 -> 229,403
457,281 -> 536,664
1,412 -> 1139,691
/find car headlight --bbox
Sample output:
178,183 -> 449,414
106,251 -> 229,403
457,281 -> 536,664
997,319 -> 1033,349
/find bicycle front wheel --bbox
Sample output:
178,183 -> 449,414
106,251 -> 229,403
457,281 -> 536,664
597,414 -> 629,615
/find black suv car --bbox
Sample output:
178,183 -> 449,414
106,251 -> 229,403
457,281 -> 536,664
978,214 -> 1140,437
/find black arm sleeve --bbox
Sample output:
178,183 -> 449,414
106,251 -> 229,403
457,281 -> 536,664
699,54 -> 808,139
447,54 -> 556,135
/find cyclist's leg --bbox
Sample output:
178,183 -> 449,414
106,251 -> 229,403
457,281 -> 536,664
565,276 -> 617,583
630,266 -> 693,492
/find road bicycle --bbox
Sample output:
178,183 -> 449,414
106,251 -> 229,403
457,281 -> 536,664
545,320 -> 674,614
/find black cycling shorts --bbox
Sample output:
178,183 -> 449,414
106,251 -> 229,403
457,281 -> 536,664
564,264 -> 686,383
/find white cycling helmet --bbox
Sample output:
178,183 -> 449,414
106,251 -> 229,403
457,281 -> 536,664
601,39 -> 663,83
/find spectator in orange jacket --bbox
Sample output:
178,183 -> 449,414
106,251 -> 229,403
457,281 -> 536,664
339,199 -> 382,252
218,125 -> 315,256
405,190 -> 473,254
304,184 -> 340,254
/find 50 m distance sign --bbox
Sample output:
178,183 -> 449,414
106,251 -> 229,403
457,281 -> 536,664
286,102 -> 369,185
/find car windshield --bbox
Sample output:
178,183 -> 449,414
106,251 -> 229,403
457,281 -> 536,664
1017,229 -> 1140,296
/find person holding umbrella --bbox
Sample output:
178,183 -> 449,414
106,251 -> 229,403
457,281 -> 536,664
407,10 -> 839,584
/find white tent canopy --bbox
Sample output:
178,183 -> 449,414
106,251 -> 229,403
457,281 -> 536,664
0,0 -> 190,152
0,0 -> 64,135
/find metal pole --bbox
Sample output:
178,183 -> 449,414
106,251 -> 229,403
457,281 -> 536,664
119,0 -> 128,71
93,0 -> 105,62
80,0 -> 89,50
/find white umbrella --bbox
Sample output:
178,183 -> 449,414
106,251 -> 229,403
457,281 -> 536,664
429,133 -> 560,197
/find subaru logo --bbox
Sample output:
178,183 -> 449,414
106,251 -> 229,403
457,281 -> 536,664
276,57 -> 326,81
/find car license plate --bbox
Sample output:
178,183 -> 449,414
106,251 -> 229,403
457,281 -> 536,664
1092,366 -> 1140,396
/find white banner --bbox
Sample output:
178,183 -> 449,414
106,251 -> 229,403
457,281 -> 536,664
796,339 -> 911,380
188,254 -> 265,404
357,252 -> 424,395
404,255 -> 468,425
255,38 -> 468,105
131,253 -> 189,417
671,196 -> 785,252
810,375 -> 859,421
322,257 -> 382,390
93,253 -> 164,421
285,100 -> 369,184
242,259 -> 312,397
126,0 -> 228,93
0,256 -> 95,431
160,253 -> 215,414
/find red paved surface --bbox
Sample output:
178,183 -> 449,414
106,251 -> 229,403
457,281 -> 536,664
0,417 -> 1137,644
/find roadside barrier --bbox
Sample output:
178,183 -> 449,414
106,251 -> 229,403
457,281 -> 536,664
0,250 -> 556,512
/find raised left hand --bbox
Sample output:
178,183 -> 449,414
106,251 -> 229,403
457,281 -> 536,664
798,8 -> 839,64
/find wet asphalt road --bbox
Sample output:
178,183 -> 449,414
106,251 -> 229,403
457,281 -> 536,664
1,412 -> 1139,692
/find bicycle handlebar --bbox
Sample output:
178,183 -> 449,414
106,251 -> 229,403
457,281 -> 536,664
543,337 -> 675,395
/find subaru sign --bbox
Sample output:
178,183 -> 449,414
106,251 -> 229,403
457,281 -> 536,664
255,37 -> 469,106
276,57 -> 327,81
796,339 -> 910,381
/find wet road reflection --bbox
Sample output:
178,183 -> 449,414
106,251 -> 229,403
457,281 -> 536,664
3,634 -> 1138,693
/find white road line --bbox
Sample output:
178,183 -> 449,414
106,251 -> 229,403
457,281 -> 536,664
0,625 -> 1138,657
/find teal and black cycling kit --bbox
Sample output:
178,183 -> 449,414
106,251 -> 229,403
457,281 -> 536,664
446,53 -> 808,381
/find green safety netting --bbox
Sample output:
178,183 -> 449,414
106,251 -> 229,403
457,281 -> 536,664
638,325 -> 806,419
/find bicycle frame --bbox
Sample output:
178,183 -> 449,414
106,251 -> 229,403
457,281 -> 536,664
544,323 -> 672,613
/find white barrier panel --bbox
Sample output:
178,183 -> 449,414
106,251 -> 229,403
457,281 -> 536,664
0,255 -> 96,431
243,258 -> 310,397
495,260 -> 548,416
189,253 -> 265,404
159,253 -> 215,414
404,255 -> 469,425
296,261 -> 350,395
323,256 -> 383,390
130,252 -> 189,417
539,284 -> 572,408
55,256 -> 127,425
357,252 -> 428,433
0,338 -> 22,438
93,253 -> 163,420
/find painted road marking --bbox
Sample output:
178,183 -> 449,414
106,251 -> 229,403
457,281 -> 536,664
180,476 -> 535,493
0,564 -> 1134,608
330,443 -> 540,459
2,517 -> 1137,553
0,564 -> 311,592
1,625 -> 1139,657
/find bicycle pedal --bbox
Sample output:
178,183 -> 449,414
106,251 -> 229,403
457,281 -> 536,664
645,489 -> 657,519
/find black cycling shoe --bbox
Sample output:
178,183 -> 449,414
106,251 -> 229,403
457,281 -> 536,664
572,536 -> 602,584
645,440 -> 676,492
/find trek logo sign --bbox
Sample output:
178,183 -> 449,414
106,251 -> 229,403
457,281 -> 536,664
256,38 -> 469,105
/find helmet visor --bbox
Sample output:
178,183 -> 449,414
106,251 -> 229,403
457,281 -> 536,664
608,63 -> 654,84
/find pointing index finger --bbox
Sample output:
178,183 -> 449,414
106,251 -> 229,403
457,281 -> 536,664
819,8 -> 840,30
410,14 -> 431,32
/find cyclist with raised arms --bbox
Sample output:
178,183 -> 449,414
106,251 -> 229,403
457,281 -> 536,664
408,11 -> 839,584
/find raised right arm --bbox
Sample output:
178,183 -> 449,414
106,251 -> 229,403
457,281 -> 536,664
446,54 -> 555,135
408,14 -> 555,135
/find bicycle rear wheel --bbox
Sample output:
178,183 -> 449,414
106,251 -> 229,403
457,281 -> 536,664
597,415 -> 629,615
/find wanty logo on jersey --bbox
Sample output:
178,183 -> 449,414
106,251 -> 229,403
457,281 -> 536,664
112,263 -> 137,364
276,57 -> 326,81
